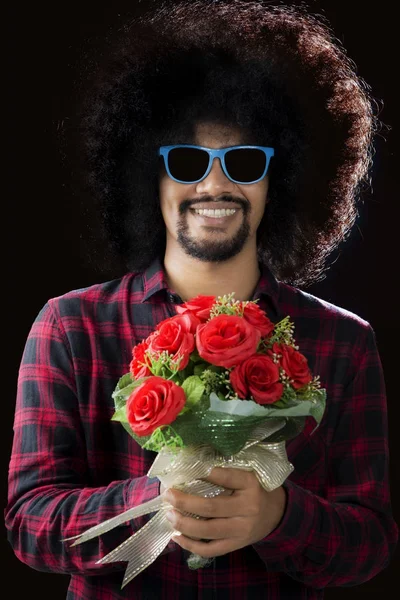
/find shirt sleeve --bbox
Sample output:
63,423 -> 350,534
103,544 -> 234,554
252,325 -> 398,587
5,302 -> 161,576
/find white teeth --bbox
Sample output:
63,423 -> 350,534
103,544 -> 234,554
193,208 -> 237,217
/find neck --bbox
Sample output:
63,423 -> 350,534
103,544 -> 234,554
163,243 -> 261,302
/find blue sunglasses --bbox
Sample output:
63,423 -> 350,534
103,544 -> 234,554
158,144 -> 275,184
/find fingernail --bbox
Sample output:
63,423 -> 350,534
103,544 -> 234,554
166,510 -> 174,521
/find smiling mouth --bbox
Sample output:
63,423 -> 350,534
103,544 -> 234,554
191,207 -> 238,218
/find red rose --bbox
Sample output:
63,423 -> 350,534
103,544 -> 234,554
175,294 -> 216,322
269,343 -> 313,389
130,340 -> 152,379
148,313 -> 198,370
196,314 -> 260,368
242,303 -> 275,338
126,376 -> 186,436
230,354 -> 283,404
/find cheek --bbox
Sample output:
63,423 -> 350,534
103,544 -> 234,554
240,178 -> 269,227
158,181 -> 177,223
159,179 -> 196,221
247,193 -> 268,230
253,181 -> 269,222
158,178 -> 169,211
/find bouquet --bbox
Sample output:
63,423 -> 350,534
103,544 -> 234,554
66,294 -> 326,588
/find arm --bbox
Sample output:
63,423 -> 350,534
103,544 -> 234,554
5,301 -> 160,576
252,325 -> 398,587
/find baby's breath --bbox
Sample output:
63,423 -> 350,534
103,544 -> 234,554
201,369 -> 230,395
263,316 -> 296,348
296,375 -> 323,401
279,366 -> 291,385
224,389 -> 241,401
210,293 -> 242,318
146,350 -> 183,379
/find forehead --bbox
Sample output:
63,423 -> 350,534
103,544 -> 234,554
193,121 -> 254,148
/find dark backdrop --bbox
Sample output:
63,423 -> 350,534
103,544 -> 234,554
4,1 -> 399,598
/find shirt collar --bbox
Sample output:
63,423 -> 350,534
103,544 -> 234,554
252,262 -> 285,322
141,256 -> 170,302
141,256 -> 283,317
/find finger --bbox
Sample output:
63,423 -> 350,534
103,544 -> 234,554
205,467 -> 256,491
166,510 -> 242,540
172,534 -> 239,559
164,488 -> 240,518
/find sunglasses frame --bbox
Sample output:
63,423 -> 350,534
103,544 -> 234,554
158,144 -> 275,184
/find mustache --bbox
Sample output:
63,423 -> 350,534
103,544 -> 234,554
179,195 -> 250,215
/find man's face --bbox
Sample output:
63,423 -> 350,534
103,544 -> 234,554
159,122 -> 269,262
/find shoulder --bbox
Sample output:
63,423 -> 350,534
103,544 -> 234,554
42,271 -> 144,323
277,281 -> 374,352
278,278 -> 369,326
282,282 -> 368,324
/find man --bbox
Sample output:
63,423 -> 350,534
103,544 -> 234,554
5,1 -> 398,598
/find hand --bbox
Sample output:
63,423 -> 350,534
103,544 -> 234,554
163,467 -> 287,558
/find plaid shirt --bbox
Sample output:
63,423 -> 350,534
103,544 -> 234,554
5,258 -> 398,599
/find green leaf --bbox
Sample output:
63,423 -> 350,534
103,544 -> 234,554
181,375 -> 205,409
112,376 -> 147,410
111,405 -> 129,423
142,425 -> 184,453
189,351 -> 203,364
114,372 -> 134,392
279,385 -> 297,404
194,363 -> 207,376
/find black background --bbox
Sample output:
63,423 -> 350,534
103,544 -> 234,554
4,1 -> 399,598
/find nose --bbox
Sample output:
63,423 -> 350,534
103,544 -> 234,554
195,157 -> 236,194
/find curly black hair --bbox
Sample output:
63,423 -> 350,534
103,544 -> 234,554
72,0 -> 378,286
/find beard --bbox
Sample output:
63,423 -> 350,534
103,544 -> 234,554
176,196 -> 251,262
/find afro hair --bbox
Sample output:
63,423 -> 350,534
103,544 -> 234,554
73,0 -> 378,286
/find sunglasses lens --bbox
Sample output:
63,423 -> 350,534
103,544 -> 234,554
167,147 -> 209,182
225,148 -> 267,183
165,147 -> 268,183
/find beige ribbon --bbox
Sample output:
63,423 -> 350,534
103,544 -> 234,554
65,419 -> 294,588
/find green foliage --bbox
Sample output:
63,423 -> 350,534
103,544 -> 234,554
142,426 -> 185,453
146,350 -> 185,379
200,368 -> 229,395
210,293 -> 243,318
261,315 -> 297,349
181,376 -> 205,410
111,405 -> 128,423
112,373 -> 146,410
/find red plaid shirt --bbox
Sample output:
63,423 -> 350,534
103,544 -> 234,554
5,258 -> 398,599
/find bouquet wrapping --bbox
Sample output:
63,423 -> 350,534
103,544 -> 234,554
66,294 -> 326,588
